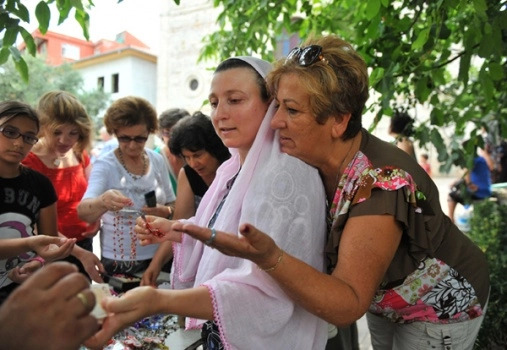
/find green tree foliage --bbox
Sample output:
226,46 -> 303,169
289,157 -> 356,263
0,54 -> 110,121
0,0 -> 93,81
201,0 -> 507,172
2,0 -> 506,171
468,199 -> 507,348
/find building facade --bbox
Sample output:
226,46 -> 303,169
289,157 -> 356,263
19,30 -> 157,108
157,0 -> 221,114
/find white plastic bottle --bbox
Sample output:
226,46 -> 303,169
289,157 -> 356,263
455,204 -> 473,233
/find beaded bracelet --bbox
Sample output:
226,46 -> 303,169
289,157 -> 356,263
258,249 -> 284,272
30,256 -> 45,266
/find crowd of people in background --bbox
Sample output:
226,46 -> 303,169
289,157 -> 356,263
0,34 -> 503,350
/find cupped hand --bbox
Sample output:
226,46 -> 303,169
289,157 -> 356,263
174,222 -> 280,267
30,235 -> 76,261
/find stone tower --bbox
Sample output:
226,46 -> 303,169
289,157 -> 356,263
157,0 -> 220,114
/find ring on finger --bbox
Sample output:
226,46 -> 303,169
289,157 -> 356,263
205,228 -> 217,246
76,291 -> 89,309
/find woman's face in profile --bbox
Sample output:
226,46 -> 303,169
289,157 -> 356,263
271,73 -> 331,167
208,67 -> 269,160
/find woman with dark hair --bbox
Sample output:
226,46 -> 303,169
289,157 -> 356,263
389,109 -> 416,157
141,111 -> 230,286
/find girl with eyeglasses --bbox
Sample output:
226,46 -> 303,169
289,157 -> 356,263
0,100 -> 76,304
77,96 -> 175,277
22,91 -> 104,283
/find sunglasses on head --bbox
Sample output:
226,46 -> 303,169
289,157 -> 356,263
117,135 -> 148,144
0,126 -> 39,145
285,45 -> 327,67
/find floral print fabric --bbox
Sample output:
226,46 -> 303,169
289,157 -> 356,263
329,150 -> 483,324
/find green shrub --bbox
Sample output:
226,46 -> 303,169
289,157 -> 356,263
468,200 -> 507,349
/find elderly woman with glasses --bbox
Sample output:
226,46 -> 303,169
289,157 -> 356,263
177,35 -> 490,350
77,96 -> 175,277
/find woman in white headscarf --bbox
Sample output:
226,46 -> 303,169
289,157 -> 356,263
85,57 -> 328,350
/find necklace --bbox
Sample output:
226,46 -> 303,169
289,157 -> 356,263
53,157 -> 66,167
327,136 -> 356,220
113,210 -> 137,261
117,148 -> 147,181
331,136 -> 356,194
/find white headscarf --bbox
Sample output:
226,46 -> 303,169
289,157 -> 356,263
172,57 -> 328,350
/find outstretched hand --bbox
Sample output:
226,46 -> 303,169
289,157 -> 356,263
31,235 -> 76,261
0,262 -> 98,350
84,286 -> 157,349
134,215 -> 182,246
173,222 -> 280,268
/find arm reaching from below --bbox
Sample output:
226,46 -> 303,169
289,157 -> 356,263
141,241 -> 173,287
0,262 -> 99,350
84,286 -> 212,349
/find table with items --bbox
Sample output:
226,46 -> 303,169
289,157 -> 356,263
82,275 -> 202,350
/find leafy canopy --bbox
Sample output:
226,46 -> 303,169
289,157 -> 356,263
1,0 -> 506,171
0,0 -> 93,81
201,0 -> 507,173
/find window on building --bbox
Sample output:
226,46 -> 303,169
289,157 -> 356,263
189,78 -> 199,91
97,77 -> 104,90
61,43 -> 80,60
111,73 -> 119,93
39,42 -> 47,55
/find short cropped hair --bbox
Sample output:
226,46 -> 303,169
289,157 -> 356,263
268,35 -> 369,140
390,109 -> 415,137
104,96 -> 158,135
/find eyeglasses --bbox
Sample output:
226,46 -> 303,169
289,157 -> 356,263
117,135 -> 149,144
0,126 -> 39,145
285,45 -> 327,67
